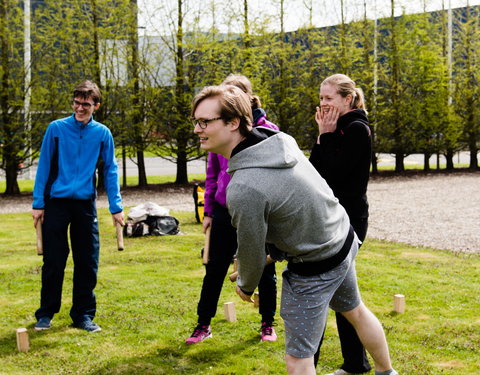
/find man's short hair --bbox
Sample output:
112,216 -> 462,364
191,85 -> 252,137
73,80 -> 101,104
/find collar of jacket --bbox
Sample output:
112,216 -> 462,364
71,113 -> 94,128
230,126 -> 277,158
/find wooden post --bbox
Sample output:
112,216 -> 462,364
115,222 -> 124,251
233,258 -> 238,272
36,222 -> 43,255
228,271 -> 238,283
224,302 -> 236,322
254,292 -> 260,308
393,294 -> 405,313
16,328 -> 29,352
202,226 -> 211,265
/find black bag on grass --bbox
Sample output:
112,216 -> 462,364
146,215 -> 180,236
125,215 -> 179,237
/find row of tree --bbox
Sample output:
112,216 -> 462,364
0,0 -> 479,195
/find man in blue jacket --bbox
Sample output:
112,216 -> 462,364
32,80 -> 123,332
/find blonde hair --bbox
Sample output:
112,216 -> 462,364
321,74 -> 366,112
191,85 -> 253,137
222,74 -> 262,109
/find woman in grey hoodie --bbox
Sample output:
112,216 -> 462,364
191,84 -> 397,375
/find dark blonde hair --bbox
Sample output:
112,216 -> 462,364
191,85 -> 253,137
73,80 -> 101,104
321,74 -> 366,112
222,74 -> 262,109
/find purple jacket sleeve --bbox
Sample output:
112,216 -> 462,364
204,153 -> 220,217
255,115 -> 279,131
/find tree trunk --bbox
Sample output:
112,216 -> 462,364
172,0 -> 189,185
423,152 -> 430,171
137,150 -> 147,187
242,0 -> 252,74
445,149 -> 455,170
175,149 -> 188,184
466,106 -> 478,169
4,151 -> 20,195
0,0 -> 19,195
468,143 -> 478,169
91,0 -> 106,192
463,7 -> 478,170
129,0 -> 147,187
391,0 -> 403,174
395,153 -> 405,172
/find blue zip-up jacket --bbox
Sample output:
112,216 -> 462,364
33,114 -> 122,214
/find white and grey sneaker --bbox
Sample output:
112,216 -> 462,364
325,370 -> 354,375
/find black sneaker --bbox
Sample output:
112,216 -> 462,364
73,319 -> 102,332
34,317 -> 52,331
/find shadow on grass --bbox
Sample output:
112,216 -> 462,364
86,333 -> 262,375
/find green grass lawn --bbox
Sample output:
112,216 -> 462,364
0,210 -> 478,374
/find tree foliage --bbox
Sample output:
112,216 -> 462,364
1,0 -> 479,194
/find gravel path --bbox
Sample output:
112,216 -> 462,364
367,172 -> 479,253
1,172 -> 479,253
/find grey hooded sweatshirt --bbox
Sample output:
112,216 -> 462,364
227,129 -> 351,293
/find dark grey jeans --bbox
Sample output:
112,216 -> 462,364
35,198 -> 100,324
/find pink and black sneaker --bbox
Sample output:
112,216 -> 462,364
185,324 -> 212,345
260,322 -> 277,342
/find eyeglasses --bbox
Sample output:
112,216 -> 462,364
72,99 -> 95,109
192,117 -> 223,129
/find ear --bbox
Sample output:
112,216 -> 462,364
228,117 -> 241,132
345,94 -> 353,106
94,103 -> 101,111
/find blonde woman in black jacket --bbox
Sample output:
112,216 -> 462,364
309,74 -> 372,375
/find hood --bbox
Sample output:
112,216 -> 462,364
337,109 -> 368,131
228,130 -> 300,173
253,108 -> 267,124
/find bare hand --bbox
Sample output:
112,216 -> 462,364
315,105 -> 340,137
32,209 -> 44,228
236,286 -> 254,303
202,216 -> 212,234
112,212 -> 125,226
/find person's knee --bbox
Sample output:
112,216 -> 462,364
285,354 -> 315,375
340,302 -> 367,325
285,354 -> 295,373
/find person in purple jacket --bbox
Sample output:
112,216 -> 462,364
186,74 -> 279,344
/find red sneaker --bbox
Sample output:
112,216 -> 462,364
260,322 -> 277,342
185,325 -> 212,345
